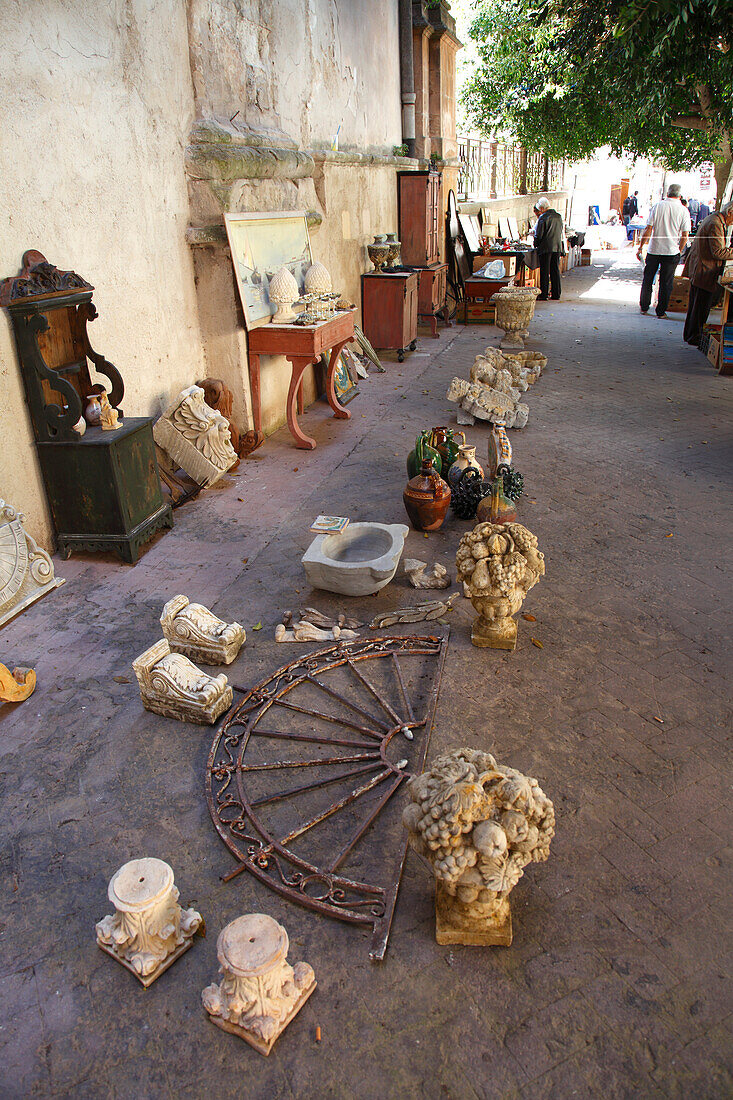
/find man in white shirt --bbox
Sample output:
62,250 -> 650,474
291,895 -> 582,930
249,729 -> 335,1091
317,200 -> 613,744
636,184 -> 691,317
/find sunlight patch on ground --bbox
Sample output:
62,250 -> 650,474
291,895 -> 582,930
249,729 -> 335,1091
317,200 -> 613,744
580,249 -> 641,304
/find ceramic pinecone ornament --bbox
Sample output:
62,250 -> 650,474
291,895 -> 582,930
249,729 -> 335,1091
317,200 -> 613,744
304,262 -> 332,295
269,267 -> 299,323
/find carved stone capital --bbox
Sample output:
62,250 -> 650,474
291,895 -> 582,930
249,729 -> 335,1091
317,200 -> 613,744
202,914 -> 316,1055
161,595 -> 245,666
153,385 -> 237,488
96,858 -> 202,986
132,638 -> 233,724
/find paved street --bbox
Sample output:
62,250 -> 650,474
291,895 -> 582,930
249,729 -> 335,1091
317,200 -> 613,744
1,251 -> 731,1099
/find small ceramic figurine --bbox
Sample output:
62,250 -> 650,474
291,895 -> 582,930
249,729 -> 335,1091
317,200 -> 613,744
99,390 -> 121,431
84,389 -> 103,426
403,459 -> 451,532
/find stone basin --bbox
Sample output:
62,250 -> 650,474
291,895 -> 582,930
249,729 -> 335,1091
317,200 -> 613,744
302,522 -> 409,596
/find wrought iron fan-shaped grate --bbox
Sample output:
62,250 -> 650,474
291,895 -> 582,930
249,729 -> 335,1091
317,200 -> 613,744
206,634 -> 447,959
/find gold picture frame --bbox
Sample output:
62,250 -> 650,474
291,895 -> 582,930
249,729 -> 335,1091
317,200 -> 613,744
224,211 -> 313,329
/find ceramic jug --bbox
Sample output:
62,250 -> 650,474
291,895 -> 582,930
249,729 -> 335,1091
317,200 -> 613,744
407,430 -> 442,479
403,458 -> 451,532
476,474 -> 517,526
447,443 -> 484,489
430,427 -> 465,473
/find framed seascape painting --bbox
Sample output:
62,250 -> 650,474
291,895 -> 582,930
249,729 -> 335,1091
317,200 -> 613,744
224,211 -> 313,329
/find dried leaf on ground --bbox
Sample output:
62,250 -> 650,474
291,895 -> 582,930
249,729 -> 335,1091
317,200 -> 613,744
531,638 -> 543,649
522,613 -> 537,622
253,622 -> 262,631
113,676 -> 131,684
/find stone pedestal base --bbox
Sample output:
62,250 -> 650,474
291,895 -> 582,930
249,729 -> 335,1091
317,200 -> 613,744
208,982 -> 316,1055
435,884 -> 512,946
500,332 -> 525,349
471,615 -> 517,650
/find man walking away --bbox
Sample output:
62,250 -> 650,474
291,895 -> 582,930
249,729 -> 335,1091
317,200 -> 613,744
682,202 -> 733,346
628,191 -> 639,220
534,197 -> 564,301
637,184 -> 691,317
622,194 -> 632,226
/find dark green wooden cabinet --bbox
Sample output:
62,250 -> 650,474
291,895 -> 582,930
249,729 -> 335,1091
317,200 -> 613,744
36,419 -> 172,562
1,251 -> 173,563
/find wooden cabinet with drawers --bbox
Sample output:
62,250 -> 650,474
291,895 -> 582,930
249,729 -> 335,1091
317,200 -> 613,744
361,271 -> 419,361
416,263 -> 448,337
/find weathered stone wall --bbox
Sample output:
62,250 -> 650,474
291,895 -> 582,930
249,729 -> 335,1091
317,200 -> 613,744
0,0 -> 409,549
0,0 -> 205,547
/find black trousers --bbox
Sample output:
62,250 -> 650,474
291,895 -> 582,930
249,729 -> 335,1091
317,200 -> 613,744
640,252 -> 679,315
538,252 -> 561,299
683,284 -> 714,345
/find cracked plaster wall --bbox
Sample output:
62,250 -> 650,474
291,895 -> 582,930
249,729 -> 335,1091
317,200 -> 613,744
187,0 -> 401,152
0,0 -> 205,548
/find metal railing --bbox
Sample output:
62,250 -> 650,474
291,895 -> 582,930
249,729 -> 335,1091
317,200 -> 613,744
457,136 -> 565,200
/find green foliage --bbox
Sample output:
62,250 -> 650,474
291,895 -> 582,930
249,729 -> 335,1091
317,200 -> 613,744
463,0 -> 733,171
393,144 -> 409,157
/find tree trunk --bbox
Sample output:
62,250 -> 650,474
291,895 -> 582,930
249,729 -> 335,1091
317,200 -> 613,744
713,154 -> 733,209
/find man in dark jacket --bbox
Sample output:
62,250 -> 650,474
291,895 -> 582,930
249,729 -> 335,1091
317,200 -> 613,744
533,197 -> 564,300
682,203 -> 733,345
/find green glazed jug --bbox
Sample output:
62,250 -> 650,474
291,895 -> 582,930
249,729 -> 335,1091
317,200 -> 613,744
407,430 -> 442,479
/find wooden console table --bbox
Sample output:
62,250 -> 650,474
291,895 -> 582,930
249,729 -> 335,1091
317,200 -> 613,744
247,309 -> 355,450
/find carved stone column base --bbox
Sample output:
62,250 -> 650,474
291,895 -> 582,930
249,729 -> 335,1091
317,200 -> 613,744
471,615 -> 517,650
435,884 -> 512,946
202,914 -> 316,1056
96,858 -> 203,986
133,638 -> 233,723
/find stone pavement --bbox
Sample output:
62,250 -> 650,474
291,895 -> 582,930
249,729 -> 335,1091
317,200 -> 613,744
1,251 -> 731,1099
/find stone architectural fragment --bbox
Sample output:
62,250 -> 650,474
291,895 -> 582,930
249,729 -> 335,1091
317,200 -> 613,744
403,748 -> 554,946
0,500 -> 64,628
369,593 -> 457,628
202,914 -> 316,1055
456,522 -> 545,650
160,594 -> 245,665
153,385 -> 238,488
403,559 -> 451,589
447,348 -> 546,429
96,858 -> 202,986
132,638 -> 232,723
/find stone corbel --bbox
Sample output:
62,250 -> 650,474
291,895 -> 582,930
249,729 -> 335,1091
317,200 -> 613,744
132,638 -> 233,724
161,595 -> 245,666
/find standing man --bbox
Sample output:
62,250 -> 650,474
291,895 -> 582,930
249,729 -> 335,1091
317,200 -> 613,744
533,197 -> 564,301
682,202 -> 733,346
628,191 -> 639,220
637,184 -> 691,317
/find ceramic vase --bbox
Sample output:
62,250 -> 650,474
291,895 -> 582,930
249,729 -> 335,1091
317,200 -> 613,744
430,427 -> 465,473
403,458 -> 451,531
385,233 -> 401,268
367,235 -> 390,272
407,430 -> 442,479
476,474 -> 517,526
447,444 -> 483,489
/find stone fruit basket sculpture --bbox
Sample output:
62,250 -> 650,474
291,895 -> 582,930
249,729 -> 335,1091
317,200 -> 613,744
456,521 -> 544,649
403,747 -> 555,945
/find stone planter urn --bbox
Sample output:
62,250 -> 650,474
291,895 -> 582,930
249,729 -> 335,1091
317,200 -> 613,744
492,286 -> 541,349
367,235 -> 390,272
455,521 -> 545,650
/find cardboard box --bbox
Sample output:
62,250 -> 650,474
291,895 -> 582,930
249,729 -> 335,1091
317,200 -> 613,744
581,248 -> 591,265
706,337 -> 720,367
668,275 -> 690,313
473,254 -> 516,277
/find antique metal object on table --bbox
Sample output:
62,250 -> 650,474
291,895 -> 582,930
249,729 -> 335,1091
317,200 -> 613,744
247,309 -> 356,450
361,271 -> 418,361
1,251 -> 172,562
206,634 -> 448,960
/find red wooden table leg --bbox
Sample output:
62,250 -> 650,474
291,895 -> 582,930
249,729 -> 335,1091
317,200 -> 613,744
325,339 -> 352,420
285,355 -> 317,449
249,352 -> 262,434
